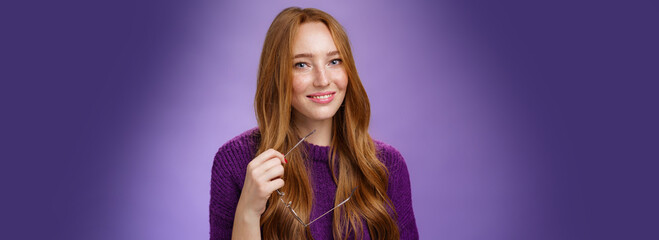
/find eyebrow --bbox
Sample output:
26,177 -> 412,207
293,50 -> 340,59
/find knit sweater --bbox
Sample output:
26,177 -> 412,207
210,128 -> 418,239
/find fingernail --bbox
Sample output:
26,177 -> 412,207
284,158 -> 288,163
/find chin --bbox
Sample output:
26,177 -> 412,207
309,111 -> 338,121
296,106 -> 338,120
292,101 -> 343,122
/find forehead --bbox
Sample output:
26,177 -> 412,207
292,22 -> 337,54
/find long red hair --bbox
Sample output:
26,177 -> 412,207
255,7 -> 399,239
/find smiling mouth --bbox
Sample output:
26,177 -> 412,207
308,93 -> 333,99
306,92 -> 336,103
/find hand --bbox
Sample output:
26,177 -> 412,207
236,149 -> 286,219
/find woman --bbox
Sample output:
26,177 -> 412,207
210,7 -> 418,239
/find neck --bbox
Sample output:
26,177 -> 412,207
293,114 -> 333,146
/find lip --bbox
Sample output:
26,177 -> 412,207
306,91 -> 336,104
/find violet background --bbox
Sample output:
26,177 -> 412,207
3,0 -> 658,239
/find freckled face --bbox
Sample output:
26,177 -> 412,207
290,22 -> 348,123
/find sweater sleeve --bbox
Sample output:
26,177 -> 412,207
209,148 -> 240,239
378,142 -> 419,240
209,133 -> 255,240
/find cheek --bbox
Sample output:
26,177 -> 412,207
333,70 -> 348,91
291,74 -> 309,98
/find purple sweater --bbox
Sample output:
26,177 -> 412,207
210,128 -> 418,239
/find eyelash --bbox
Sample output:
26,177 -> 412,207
294,59 -> 342,68
330,59 -> 342,65
294,62 -> 308,68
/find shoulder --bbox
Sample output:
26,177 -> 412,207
373,139 -> 407,170
212,128 -> 261,180
215,127 -> 261,159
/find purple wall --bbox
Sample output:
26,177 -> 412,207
4,0 -> 658,239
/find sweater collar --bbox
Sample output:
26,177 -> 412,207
303,141 -> 332,162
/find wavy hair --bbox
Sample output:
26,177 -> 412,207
254,7 -> 399,239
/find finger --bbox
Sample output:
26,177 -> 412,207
250,149 -> 276,165
268,178 -> 285,192
252,149 -> 285,165
254,157 -> 283,177
262,163 -> 285,181
270,149 -> 286,164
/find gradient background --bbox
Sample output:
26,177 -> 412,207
3,0 -> 658,239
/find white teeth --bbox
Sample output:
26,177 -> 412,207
310,94 -> 332,99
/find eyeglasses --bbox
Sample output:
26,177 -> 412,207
276,129 -> 358,227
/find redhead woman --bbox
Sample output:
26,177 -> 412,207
210,7 -> 418,239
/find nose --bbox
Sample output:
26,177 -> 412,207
312,67 -> 330,87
